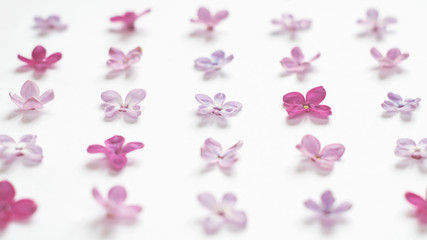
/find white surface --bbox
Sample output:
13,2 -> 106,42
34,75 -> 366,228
1,0 -> 427,239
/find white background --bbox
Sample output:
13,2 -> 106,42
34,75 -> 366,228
0,0 -> 427,239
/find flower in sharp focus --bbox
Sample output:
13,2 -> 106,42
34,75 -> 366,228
357,9 -> 397,37
381,92 -> 420,118
0,180 -> 37,229
198,193 -> 247,234
9,80 -> 54,111
34,15 -> 67,32
296,135 -> 345,172
195,93 -> 242,118
371,48 -> 409,69
201,138 -> 243,170
304,190 -> 352,228
101,89 -> 146,120
93,185 -> 142,220
405,189 -> 427,223
272,13 -> 311,33
190,7 -> 229,31
0,135 -> 43,166
107,47 -> 142,70
110,9 -> 151,31
282,86 -> 331,118
17,45 -> 62,71
87,135 -> 144,171
194,50 -> 233,78
280,47 -> 320,73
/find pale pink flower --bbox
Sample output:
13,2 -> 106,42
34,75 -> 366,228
107,47 -> 142,70
405,189 -> 427,223
201,138 -> 243,169
283,86 -> 331,118
190,7 -> 229,31
371,48 -> 409,68
198,193 -> 247,234
396,138 -> 427,160
280,47 -> 320,73
381,92 -> 420,118
9,80 -> 54,110
272,13 -> 311,33
194,50 -> 233,78
34,15 -> 67,32
0,135 -> 43,166
195,93 -> 242,118
110,9 -> 151,31
357,9 -> 397,38
101,89 -> 146,120
17,45 -> 62,71
93,185 -> 142,220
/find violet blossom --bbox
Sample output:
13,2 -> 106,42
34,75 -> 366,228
110,9 -> 151,31
107,47 -> 142,70
17,45 -> 62,72
9,80 -> 54,111
357,9 -> 397,38
405,189 -> 427,223
0,135 -> 43,167
190,7 -> 229,31
280,47 -> 320,73
201,138 -> 243,170
282,86 -> 331,118
195,93 -> 242,118
194,50 -> 233,78
34,15 -> 67,33
381,92 -> 420,118
395,138 -> 427,169
272,13 -> 311,34
371,48 -> 409,69
101,89 -> 146,120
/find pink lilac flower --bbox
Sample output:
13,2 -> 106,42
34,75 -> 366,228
381,92 -> 420,118
107,47 -> 142,70
357,9 -> 397,37
396,139 -> 427,160
296,135 -> 345,172
34,15 -> 67,32
282,86 -> 331,118
101,89 -> 146,120
190,7 -> 229,31
304,190 -> 352,227
110,9 -> 151,31
9,80 -> 54,111
0,180 -> 37,229
405,189 -> 427,223
195,93 -> 242,118
201,138 -> 243,170
17,45 -> 62,71
0,135 -> 43,166
272,13 -> 311,33
280,47 -> 320,73
194,50 -> 233,78
87,135 -> 144,171
93,185 -> 142,220
371,48 -> 409,68
198,192 -> 247,234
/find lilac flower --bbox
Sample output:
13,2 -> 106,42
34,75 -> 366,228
201,138 -> 243,170
9,80 -> 54,111
272,13 -> 311,33
93,185 -> 142,220
304,190 -> 352,227
283,86 -> 331,119
381,92 -> 420,118
357,9 -> 397,38
371,48 -> 409,68
17,45 -> 62,72
0,135 -> 43,166
190,7 -> 229,31
110,9 -> 151,31
101,89 -> 146,120
280,47 -> 320,73
195,93 -> 242,118
198,193 -> 247,234
87,135 -> 144,171
34,15 -> 67,33
195,50 -> 233,78
395,139 -> 427,169
107,47 -> 142,70
406,189 -> 427,223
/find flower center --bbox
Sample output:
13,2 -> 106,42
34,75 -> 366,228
303,105 -> 309,109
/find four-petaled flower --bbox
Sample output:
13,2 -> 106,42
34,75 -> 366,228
34,15 -> 67,32
9,80 -> 54,110
304,190 -> 352,227
201,138 -> 243,170
381,92 -> 420,118
0,135 -> 43,166
280,47 -> 320,73
195,93 -> 242,118
357,8 -> 397,38
110,9 -> 151,31
0,180 -> 37,229
194,50 -> 233,78
198,192 -> 247,234
107,47 -> 143,70
17,45 -> 62,71
101,89 -> 147,120
272,13 -> 311,33
296,135 -> 345,172
282,86 -> 331,118
93,185 -> 142,220
371,48 -> 409,69
190,7 -> 229,31
87,135 -> 144,171
395,138 -> 427,161
405,189 -> 427,223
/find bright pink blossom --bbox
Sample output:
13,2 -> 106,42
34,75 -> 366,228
371,48 -> 409,68
282,86 -> 331,118
405,189 -> 427,223
280,47 -> 320,73
110,9 -> 151,31
198,192 -> 247,234
201,138 -> 243,169
381,92 -> 420,118
272,13 -> 311,33
195,50 -> 233,78
87,135 -> 144,171
0,180 -> 37,229
17,45 -> 62,71
34,15 -> 67,32
0,135 -> 43,166
107,47 -> 142,70
296,135 -> 345,171
195,93 -> 242,118
190,7 -> 229,31
9,80 -> 54,110
357,9 -> 397,37
93,185 -> 142,220
101,89 -> 146,120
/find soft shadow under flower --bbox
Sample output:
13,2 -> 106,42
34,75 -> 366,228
7,109 -> 44,123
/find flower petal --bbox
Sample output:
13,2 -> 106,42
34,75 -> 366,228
195,94 -> 213,106
87,144 -> 108,154
198,193 -> 217,211
367,9 -> 378,19
122,142 -> 144,154
304,199 -> 321,212
32,46 -> 46,62
118,205 -> 142,219
125,89 -> 146,106
222,101 -> 242,116
283,92 -> 305,106
203,216 -> 223,234
305,86 -> 326,105
211,50 -> 225,61
213,93 -> 226,106
197,7 -> 211,22
321,190 -> 335,210
0,135 -> 15,145
11,199 -> 37,220
92,187 -> 105,206
126,47 -> 142,65
45,53 -> 62,64
405,192 -> 426,207
213,10 -> 229,23
280,57 -> 297,69
386,48 -> 402,61
39,90 -> 54,104
222,193 -> 237,207
291,47 -> 304,63
310,105 -> 332,118
320,144 -> 345,161
108,186 -> 127,204
109,47 -> 126,61
297,135 -> 321,157
332,202 -> 352,214
17,55 -> 34,65
101,90 -> 123,105
0,181 -> 15,202
226,210 -> 247,228
20,80 -> 40,99
105,135 -> 125,151
315,158 -> 335,171
23,98 -> 44,110
397,138 -> 416,148
371,48 -> 383,60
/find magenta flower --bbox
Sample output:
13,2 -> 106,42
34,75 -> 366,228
272,13 -> 311,33
87,135 -> 144,171
195,50 -> 233,79
34,15 -> 67,33
283,86 -> 331,118
371,48 -> 409,69
17,45 -> 62,71
280,47 -> 320,73
190,7 -> 229,31
382,92 -> 420,118
405,189 -> 427,223
9,80 -> 54,111
296,135 -> 345,172
107,47 -> 142,70
0,180 -> 37,229
198,193 -> 247,234
93,185 -> 142,220
305,190 -> 352,228
195,93 -> 242,118
201,138 -> 243,170
357,9 -> 397,38
110,9 -> 151,31
101,89 -> 146,120
0,135 -> 43,166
